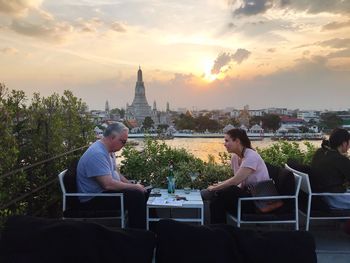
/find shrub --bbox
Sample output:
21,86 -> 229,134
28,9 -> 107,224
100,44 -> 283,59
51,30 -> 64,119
256,141 -> 317,167
120,138 -> 231,189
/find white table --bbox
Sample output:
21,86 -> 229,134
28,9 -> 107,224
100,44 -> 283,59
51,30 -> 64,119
146,189 -> 204,230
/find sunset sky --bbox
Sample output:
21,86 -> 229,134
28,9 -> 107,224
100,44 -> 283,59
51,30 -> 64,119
1,0 -> 350,111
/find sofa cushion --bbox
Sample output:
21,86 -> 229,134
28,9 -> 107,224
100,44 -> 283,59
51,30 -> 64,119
155,219 -> 242,263
233,228 -> 317,263
0,216 -> 156,263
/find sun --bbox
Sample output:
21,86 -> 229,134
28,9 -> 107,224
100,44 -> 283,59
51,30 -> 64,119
202,60 -> 219,82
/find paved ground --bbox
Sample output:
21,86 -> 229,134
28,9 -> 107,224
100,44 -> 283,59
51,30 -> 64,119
313,227 -> 350,263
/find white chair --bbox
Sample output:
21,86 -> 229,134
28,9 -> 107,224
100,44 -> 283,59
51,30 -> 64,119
58,169 -> 126,228
285,164 -> 350,231
227,168 -> 302,230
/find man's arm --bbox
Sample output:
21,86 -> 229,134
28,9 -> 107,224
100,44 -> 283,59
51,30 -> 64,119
95,174 -> 146,193
119,174 -> 130,183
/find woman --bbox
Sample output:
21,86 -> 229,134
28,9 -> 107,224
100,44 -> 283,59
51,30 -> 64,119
201,128 -> 269,224
311,128 -> 350,209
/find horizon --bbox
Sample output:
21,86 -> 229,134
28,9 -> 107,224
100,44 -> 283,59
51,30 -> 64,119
1,1 -> 350,111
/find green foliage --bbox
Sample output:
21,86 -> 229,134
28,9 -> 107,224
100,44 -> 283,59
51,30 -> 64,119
0,84 -> 94,224
261,114 -> 281,132
174,113 -> 222,132
256,140 -> 317,167
120,138 -> 231,189
319,112 -> 342,131
174,113 -> 196,130
142,116 -> 154,130
195,115 -> 222,132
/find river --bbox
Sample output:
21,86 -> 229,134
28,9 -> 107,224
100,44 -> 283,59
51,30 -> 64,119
128,138 -> 322,163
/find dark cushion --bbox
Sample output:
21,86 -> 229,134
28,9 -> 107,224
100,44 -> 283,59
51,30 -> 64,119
265,162 -> 280,182
286,160 -> 331,211
63,159 -> 80,209
64,159 -> 79,193
275,168 -> 295,196
265,164 -> 295,213
233,228 -> 317,263
286,159 -> 312,175
155,219 -> 242,263
0,216 -> 156,263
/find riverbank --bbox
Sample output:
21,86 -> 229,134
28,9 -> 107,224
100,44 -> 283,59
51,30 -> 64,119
127,137 -> 322,163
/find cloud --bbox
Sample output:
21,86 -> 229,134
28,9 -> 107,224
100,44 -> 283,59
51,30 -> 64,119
76,17 -> 102,33
230,0 -> 350,16
327,48 -> 350,58
211,49 -> 251,74
267,48 -> 276,53
285,0 -> 350,15
10,19 -> 73,43
0,47 -> 19,55
318,38 -> 350,49
233,0 -> 273,16
0,0 -> 43,17
111,22 -> 126,32
232,48 -> 251,63
322,20 -> 350,31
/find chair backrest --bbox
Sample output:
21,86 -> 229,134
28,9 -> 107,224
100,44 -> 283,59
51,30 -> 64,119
58,159 -> 80,210
275,168 -> 296,196
58,170 -> 68,194
265,162 -> 294,194
285,164 -> 311,194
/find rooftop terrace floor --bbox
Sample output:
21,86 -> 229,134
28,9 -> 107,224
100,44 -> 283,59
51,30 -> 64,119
313,228 -> 350,263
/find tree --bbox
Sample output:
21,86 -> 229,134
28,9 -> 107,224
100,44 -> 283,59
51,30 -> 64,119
174,113 -> 196,130
0,86 -> 95,223
143,116 -> 154,130
195,115 -> 221,132
319,112 -> 342,131
0,83 -> 19,174
261,114 -> 281,132
110,108 -> 125,118
249,116 -> 263,126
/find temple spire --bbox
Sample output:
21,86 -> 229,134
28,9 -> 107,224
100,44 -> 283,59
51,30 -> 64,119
137,66 -> 143,82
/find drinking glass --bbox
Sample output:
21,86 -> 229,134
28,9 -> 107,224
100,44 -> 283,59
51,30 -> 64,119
189,172 -> 198,191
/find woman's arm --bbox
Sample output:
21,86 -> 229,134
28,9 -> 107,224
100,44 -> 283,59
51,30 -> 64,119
208,167 -> 254,191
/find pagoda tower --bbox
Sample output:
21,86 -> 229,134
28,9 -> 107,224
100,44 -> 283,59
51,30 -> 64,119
126,67 -> 152,125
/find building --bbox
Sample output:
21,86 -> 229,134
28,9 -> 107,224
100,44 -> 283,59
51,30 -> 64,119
280,116 -> 305,130
125,67 -> 171,128
125,67 -> 153,125
297,111 -> 320,123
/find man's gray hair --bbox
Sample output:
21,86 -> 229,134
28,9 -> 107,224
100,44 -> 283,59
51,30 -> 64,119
103,122 -> 129,137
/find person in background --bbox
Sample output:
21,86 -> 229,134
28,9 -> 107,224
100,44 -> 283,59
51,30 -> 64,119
310,128 -> 350,209
201,128 -> 269,224
77,122 -> 148,229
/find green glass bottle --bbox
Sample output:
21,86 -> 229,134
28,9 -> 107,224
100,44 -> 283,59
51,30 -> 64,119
167,160 -> 175,194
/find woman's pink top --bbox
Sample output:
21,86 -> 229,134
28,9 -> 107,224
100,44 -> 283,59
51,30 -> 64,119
231,148 -> 269,189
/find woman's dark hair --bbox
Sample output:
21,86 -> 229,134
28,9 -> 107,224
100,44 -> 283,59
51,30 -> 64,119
225,128 -> 252,149
321,128 -> 350,150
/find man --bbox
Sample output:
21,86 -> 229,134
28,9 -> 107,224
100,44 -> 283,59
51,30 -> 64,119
77,122 -> 147,229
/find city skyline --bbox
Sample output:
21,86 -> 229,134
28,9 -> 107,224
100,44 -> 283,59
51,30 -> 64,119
1,1 -> 350,111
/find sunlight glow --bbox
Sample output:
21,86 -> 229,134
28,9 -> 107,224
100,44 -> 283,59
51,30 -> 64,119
203,59 -> 218,82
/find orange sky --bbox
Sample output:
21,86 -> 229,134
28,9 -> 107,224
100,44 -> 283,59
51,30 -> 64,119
1,0 -> 350,110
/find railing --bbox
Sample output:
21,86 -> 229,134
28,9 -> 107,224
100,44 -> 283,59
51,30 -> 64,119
0,145 -> 88,225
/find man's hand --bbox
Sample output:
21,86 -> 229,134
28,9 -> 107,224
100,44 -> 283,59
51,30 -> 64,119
134,183 -> 147,193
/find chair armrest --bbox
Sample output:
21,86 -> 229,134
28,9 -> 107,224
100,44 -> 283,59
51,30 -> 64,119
311,192 -> 350,197
239,195 -> 296,202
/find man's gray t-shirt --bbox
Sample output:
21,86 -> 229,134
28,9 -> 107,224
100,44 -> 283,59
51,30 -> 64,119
77,140 -> 121,202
